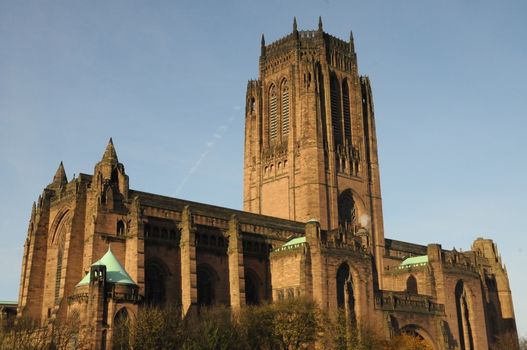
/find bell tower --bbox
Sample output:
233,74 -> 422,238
243,18 -> 385,282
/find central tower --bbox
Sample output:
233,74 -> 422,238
243,18 -> 385,280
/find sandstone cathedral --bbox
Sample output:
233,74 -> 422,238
17,19 -> 518,349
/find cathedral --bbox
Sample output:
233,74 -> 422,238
17,18 -> 518,349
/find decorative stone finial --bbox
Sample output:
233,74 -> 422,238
293,17 -> 298,32
318,16 -> 323,31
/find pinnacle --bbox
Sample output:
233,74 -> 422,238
101,137 -> 118,163
53,161 -> 67,185
318,16 -> 323,31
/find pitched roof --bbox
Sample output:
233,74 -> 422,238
76,247 -> 137,286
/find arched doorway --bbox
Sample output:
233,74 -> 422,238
455,280 -> 474,350
336,263 -> 356,327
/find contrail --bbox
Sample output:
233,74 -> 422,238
174,107 -> 239,196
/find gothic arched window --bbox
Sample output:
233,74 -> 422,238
52,212 -> 69,306
145,262 -> 166,306
338,189 -> 357,234
455,280 -> 474,350
197,265 -> 218,306
114,307 -> 129,326
342,79 -> 351,143
113,307 -> 130,349
245,270 -> 261,305
330,74 -> 342,146
406,275 -> 418,294
54,243 -> 64,305
281,80 -> 290,138
269,85 -> 278,142
116,220 -> 125,236
336,263 -> 356,327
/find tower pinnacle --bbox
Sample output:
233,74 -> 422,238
318,16 -> 323,31
101,138 -> 118,163
261,34 -> 266,55
293,17 -> 298,32
52,161 -> 67,186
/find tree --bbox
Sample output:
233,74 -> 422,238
386,333 -> 434,350
491,331 -> 522,350
0,314 -> 87,350
269,299 -> 319,350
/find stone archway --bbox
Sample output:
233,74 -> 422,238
400,324 -> 436,350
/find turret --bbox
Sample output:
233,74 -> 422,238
93,138 -> 129,206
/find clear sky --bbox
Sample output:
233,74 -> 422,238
1,0 -> 526,337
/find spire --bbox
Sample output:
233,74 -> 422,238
52,161 -> 67,186
318,16 -> 323,32
293,17 -> 298,32
101,137 -> 118,163
261,34 -> 266,56
349,30 -> 355,52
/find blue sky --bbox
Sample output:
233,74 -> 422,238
1,0 -> 526,337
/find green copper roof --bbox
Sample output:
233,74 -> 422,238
400,255 -> 429,267
283,236 -> 306,247
0,301 -> 17,306
76,248 -> 137,287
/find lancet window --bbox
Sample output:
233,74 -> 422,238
330,74 -> 342,146
269,85 -> 278,142
455,280 -> 474,350
342,78 -> 352,143
268,79 -> 290,144
281,80 -> 290,137
336,263 -> 356,328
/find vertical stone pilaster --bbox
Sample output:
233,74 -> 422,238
228,215 -> 245,309
125,197 -> 144,291
305,220 -> 328,311
180,206 -> 197,315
